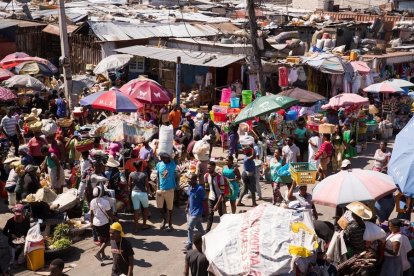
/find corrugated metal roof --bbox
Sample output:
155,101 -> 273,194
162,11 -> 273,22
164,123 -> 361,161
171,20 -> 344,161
0,19 -> 45,30
89,21 -> 224,41
115,45 -> 245,67
42,24 -> 80,36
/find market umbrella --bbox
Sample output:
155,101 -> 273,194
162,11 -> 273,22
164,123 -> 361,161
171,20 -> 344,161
120,77 -> 171,104
363,82 -> 404,93
234,94 -> 298,124
302,53 -> 348,75
277,87 -> 326,105
15,61 -> 54,76
388,116 -> 414,195
69,75 -> 96,95
0,68 -> 14,81
383,79 -> 414,88
1,55 -> 58,73
312,169 -> 397,207
204,204 -> 317,275
3,75 -> 46,90
0,87 -> 17,101
321,93 -> 368,110
80,88 -> 143,112
90,114 -> 158,143
93,54 -> 133,75
350,61 -> 371,75
0,52 -> 30,68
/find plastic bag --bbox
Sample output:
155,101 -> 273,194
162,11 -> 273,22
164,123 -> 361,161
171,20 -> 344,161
363,221 -> 386,241
277,164 -> 291,177
24,224 -> 44,255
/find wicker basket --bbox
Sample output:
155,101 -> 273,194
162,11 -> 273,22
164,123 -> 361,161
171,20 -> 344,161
289,162 -> 317,185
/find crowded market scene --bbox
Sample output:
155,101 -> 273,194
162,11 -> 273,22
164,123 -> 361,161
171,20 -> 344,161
2,0 -> 414,275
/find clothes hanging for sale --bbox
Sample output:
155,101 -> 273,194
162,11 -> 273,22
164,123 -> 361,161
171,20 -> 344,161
297,66 -> 307,81
288,68 -> 298,84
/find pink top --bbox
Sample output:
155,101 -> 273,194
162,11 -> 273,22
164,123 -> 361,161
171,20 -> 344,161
49,141 -> 61,159
28,136 -> 48,157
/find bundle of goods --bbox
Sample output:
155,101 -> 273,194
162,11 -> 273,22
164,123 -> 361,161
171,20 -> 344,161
318,123 -> 335,134
46,223 -> 72,251
56,118 -> 73,128
336,251 -> 377,275
182,90 -> 201,107
75,138 -> 94,152
158,125 -> 174,156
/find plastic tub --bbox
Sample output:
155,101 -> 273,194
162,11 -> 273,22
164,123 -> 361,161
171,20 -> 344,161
242,90 -> 253,105
212,105 -> 228,114
286,110 -> 298,121
27,248 -> 45,271
221,88 -> 232,103
213,111 -> 227,122
230,97 -> 240,108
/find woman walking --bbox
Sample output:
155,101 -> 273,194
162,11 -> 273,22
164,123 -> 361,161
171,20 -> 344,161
331,125 -> 345,172
129,161 -> 150,231
41,145 -> 64,194
269,149 -> 284,205
222,156 -> 241,214
343,123 -> 356,159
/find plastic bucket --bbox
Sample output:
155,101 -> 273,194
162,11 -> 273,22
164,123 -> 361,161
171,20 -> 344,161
230,97 -> 240,108
209,110 -> 214,121
242,90 -> 253,105
221,88 -> 232,103
286,110 -> 298,121
213,111 -> 227,122
27,248 -> 45,271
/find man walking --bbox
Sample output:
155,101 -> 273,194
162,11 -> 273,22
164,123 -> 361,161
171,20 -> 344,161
110,222 -> 134,276
204,161 -> 224,232
1,108 -> 20,156
184,233 -> 209,276
155,153 -> 177,231
237,148 -> 257,207
185,174 -> 206,251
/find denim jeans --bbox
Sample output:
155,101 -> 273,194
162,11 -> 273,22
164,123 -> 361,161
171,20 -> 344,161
186,215 -> 204,249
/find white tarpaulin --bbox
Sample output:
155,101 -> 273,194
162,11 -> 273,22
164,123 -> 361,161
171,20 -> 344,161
203,204 -> 317,276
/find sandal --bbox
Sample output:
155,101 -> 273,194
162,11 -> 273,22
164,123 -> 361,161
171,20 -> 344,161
236,202 -> 245,207
94,254 -> 103,262
102,255 -> 111,261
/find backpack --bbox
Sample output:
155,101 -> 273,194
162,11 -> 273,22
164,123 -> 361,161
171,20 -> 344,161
204,173 -> 229,197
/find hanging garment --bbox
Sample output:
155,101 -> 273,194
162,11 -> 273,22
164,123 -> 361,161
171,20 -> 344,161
288,68 -> 299,84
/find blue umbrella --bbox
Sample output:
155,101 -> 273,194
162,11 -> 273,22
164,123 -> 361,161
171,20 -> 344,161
388,117 -> 414,195
80,88 -> 143,112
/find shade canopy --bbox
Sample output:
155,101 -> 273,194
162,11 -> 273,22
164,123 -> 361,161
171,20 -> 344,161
120,77 -> 171,104
313,169 -> 397,207
388,116 -> 414,196
80,88 -> 143,112
0,52 -> 30,68
0,68 -> 14,81
0,87 -> 17,102
15,61 -> 54,76
3,75 -> 46,90
363,82 -> 404,94
93,54 -> 133,74
383,79 -> 414,88
278,88 -> 326,105
322,93 -> 369,110
234,94 -> 298,124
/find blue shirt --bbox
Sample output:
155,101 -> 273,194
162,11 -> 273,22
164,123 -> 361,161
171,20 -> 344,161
156,161 -> 177,190
243,156 -> 255,173
187,184 -> 205,217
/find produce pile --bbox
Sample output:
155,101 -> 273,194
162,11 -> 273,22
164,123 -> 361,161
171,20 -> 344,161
47,223 -> 72,250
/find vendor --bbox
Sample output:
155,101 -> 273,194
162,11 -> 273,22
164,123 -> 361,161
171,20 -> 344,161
343,201 -> 371,256
3,204 -> 30,266
287,181 -> 318,220
22,165 -> 40,200
373,141 -> 391,173
293,117 -> 309,162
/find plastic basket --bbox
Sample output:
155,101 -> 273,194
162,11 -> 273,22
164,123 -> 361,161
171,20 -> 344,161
279,175 -> 292,184
289,162 -> 317,185
75,139 -> 94,152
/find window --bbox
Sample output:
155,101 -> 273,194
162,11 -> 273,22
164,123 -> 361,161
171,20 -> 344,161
129,56 -> 145,72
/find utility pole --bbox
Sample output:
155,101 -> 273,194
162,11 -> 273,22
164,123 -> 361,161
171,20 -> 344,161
246,0 -> 266,96
175,57 -> 181,106
58,0 -> 74,111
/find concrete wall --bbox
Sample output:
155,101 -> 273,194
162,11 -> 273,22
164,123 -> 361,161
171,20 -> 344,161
291,0 -> 329,11
334,0 -> 389,9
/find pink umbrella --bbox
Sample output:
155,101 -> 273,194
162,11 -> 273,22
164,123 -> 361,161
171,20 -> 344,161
312,169 -> 397,207
80,88 -> 144,112
322,93 -> 368,110
0,68 -> 14,81
0,52 -> 30,68
120,77 -> 171,105
0,87 -> 17,102
351,61 -> 370,75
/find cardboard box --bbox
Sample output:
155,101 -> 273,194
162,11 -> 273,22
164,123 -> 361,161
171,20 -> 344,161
319,123 -> 335,134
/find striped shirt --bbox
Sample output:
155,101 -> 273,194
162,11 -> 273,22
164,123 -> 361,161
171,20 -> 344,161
1,116 -> 17,136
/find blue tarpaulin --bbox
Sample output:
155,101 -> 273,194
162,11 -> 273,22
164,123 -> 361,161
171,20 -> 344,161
388,116 -> 414,195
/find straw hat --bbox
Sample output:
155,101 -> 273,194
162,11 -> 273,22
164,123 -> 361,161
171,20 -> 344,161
346,201 -> 372,220
31,108 -> 42,116
57,118 -> 73,128
105,156 -> 120,168
29,121 -> 42,132
4,153 -> 20,164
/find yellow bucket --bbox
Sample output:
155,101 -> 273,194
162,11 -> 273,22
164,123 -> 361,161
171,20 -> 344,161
27,248 -> 45,271
209,110 -> 214,121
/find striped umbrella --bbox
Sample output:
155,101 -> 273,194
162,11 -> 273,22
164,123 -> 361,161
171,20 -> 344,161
363,82 -> 404,93
80,88 -> 143,112
312,169 -> 397,207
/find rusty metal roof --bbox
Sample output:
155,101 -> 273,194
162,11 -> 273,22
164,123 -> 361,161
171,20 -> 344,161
42,24 -> 80,36
0,19 -> 45,30
115,45 -> 245,67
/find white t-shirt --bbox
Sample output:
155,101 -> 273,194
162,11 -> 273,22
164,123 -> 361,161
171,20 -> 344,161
384,233 -> 412,271
90,197 -> 111,226
308,136 -> 321,163
282,144 -> 300,164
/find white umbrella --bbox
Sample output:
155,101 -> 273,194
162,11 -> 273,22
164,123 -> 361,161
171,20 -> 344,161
383,79 -> 414,88
363,82 -> 404,93
3,75 -> 46,90
312,169 -> 397,207
93,54 -> 133,74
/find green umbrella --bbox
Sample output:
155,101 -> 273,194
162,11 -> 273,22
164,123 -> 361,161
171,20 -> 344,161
234,94 -> 299,124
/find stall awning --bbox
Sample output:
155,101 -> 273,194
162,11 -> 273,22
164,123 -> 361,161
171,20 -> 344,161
114,45 -> 245,68
362,52 -> 414,65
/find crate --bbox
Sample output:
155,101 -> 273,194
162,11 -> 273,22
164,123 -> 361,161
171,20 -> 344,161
289,162 -> 317,185
279,175 -> 292,184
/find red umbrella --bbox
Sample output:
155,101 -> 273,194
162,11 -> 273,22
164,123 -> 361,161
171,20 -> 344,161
0,87 -> 17,102
80,88 -> 144,112
0,68 -> 14,81
120,77 -> 171,105
0,52 -> 30,68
